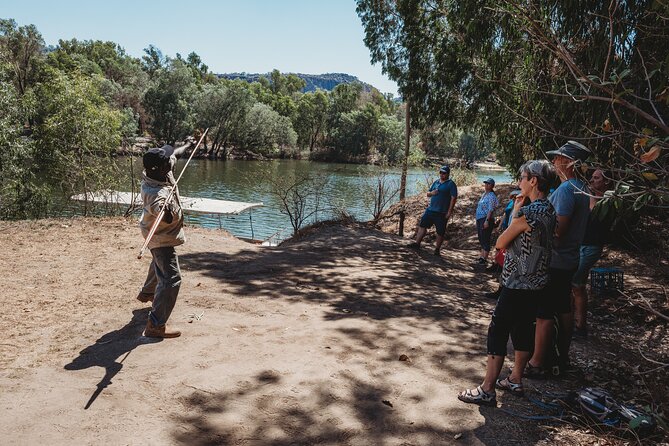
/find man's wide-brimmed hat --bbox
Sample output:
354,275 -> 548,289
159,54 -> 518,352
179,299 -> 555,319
546,140 -> 591,162
143,145 -> 174,171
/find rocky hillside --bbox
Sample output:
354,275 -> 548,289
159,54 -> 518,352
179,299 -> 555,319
217,72 -> 375,93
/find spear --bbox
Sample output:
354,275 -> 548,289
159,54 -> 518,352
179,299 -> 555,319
137,128 -> 209,259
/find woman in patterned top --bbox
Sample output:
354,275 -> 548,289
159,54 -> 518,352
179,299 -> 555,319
459,160 -> 557,406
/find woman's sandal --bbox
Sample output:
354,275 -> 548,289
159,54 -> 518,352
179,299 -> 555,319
495,377 -> 524,396
458,386 -> 497,406
523,363 -> 546,379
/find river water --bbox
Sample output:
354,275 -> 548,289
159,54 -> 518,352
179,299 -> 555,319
114,159 -> 511,242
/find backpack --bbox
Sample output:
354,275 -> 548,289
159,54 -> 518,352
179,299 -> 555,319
575,387 -> 656,436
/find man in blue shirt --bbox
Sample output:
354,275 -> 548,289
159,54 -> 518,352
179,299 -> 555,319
525,141 -> 591,376
409,165 -> 458,256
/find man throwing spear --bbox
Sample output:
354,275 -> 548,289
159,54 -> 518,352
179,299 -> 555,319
136,141 -> 193,338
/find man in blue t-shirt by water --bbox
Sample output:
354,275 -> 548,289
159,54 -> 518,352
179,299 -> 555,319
525,141 -> 591,377
409,165 -> 458,256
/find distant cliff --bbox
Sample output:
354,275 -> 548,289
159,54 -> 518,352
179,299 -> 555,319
217,72 -> 375,93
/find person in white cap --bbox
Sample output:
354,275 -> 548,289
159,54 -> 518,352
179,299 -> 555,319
473,177 -> 499,266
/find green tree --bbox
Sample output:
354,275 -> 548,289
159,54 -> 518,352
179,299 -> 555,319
295,90 -> 329,151
0,76 -> 48,218
48,39 -> 149,130
357,0 -> 669,206
242,103 -> 297,156
269,69 -> 306,95
33,71 -> 122,198
141,45 -> 167,78
329,82 -> 363,116
376,114 -> 405,164
0,19 -> 45,96
194,80 -> 254,156
143,60 -> 197,144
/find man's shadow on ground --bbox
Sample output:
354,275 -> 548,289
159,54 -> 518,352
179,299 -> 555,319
64,308 -> 160,409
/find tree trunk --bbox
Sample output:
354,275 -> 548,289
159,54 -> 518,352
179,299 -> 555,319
399,100 -> 410,236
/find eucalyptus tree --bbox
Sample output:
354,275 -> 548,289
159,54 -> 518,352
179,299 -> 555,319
48,39 -> 149,131
250,70 -> 304,120
0,19 -> 44,96
0,75 -> 46,218
295,90 -> 329,151
194,80 -> 254,157
242,103 -> 297,156
32,70 -> 123,214
143,60 -> 197,144
141,45 -> 167,79
357,0 -> 669,210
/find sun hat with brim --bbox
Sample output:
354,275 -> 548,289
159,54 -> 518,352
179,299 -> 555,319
483,177 -> 495,187
439,165 -> 450,174
546,140 -> 591,162
143,145 -> 175,171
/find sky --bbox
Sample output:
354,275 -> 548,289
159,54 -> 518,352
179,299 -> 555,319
1,0 -> 399,95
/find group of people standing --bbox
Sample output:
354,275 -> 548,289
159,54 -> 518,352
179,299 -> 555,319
459,141 -> 613,406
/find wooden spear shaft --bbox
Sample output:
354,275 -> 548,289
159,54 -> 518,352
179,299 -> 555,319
137,128 -> 209,259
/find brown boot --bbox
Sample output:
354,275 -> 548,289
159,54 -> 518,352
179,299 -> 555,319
144,320 -> 181,338
136,291 -> 154,303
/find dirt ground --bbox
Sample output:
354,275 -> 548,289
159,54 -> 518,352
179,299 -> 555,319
1,185 -> 667,445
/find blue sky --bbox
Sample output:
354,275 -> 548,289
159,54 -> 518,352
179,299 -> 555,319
1,0 -> 399,95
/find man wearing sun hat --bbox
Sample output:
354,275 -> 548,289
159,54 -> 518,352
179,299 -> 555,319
525,140 -> 591,377
409,165 -> 458,256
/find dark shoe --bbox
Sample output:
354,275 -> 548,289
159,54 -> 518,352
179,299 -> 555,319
484,290 -> 500,300
573,326 -> 588,338
523,362 -> 547,379
470,257 -> 486,266
408,242 -> 420,250
458,386 -> 496,406
485,263 -> 501,273
433,248 -> 441,256
496,377 -> 524,396
136,291 -> 154,303
144,320 -> 181,338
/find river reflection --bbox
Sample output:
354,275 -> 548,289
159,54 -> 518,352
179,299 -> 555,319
172,159 -> 511,242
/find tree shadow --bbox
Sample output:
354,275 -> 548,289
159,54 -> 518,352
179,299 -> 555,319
64,308 -> 160,409
172,223 -> 554,444
180,224 -> 493,334
173,370 -> 461,445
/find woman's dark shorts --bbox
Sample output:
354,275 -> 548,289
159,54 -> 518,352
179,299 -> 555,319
476,217 -> 494,252
487,287 -> 539,356
536,267 -> 576,319
419,210 -> 447,236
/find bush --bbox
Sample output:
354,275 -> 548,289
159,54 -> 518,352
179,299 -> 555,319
450,168 -> 478,187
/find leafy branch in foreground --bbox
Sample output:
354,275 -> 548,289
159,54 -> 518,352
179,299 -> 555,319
356,0 -> 669,214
